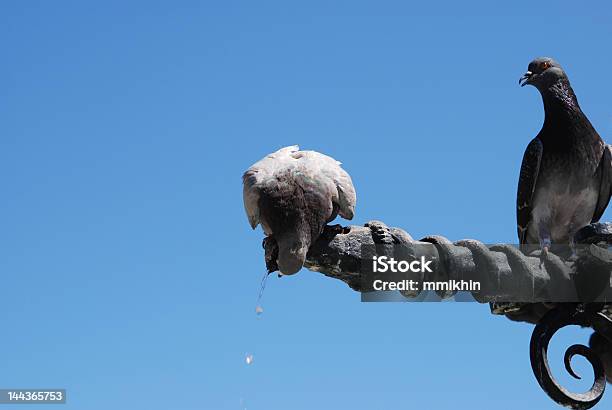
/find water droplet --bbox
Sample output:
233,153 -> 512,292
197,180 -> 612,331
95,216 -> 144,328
255,305 -> 264,316
245,354 -> 254,365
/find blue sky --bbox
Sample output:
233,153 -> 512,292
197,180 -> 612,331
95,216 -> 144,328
2,1 -> 612,409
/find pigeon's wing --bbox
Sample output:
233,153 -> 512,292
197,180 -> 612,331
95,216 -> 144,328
516,138 -> 544,244
330,164 -> 356,220
592,144 -> 612,223
242,168 -> 261,229
295,151 -> 356,220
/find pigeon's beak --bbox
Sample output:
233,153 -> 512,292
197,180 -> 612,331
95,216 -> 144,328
519,71 -> 533,87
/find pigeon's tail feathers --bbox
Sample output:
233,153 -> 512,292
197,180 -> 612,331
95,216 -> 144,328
592,144 -> 612,223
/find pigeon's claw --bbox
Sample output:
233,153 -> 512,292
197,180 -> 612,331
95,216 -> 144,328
321,224 -> 347,240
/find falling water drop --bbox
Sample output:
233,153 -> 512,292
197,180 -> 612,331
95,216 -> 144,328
241,272 -> 270,408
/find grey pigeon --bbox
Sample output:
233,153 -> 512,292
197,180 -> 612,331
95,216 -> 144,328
243,146 -> 356,275
517,57 -> 612,253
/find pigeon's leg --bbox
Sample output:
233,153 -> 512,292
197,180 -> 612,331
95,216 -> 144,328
567,223 -> 578,261
538,222 -> 552,267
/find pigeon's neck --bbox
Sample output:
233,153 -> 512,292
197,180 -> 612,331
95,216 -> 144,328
541,79 -> 584,129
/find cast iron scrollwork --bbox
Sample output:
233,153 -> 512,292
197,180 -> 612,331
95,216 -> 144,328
530,304 -> 612,409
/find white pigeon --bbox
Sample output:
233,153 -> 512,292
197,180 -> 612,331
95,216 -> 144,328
243,146 -> 357,275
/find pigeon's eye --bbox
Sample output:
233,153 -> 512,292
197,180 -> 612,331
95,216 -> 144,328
539,61 -> 551,71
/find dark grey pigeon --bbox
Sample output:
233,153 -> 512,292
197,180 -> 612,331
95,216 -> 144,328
517,57 -> 612,254
243,146 -> 356,275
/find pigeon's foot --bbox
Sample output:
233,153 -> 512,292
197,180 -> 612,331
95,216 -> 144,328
320,224 -> 348,240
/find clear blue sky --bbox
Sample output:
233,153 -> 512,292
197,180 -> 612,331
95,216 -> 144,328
2,1 -> 612,409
